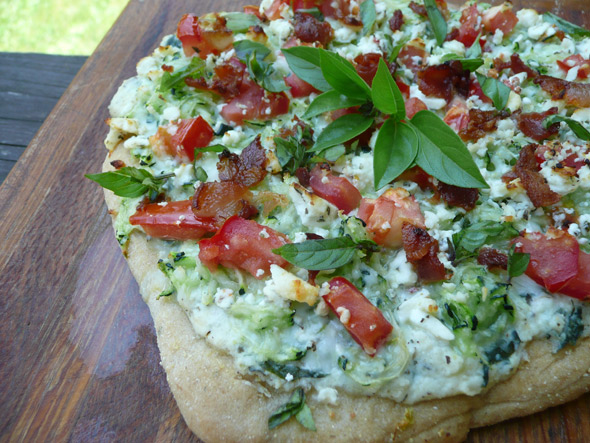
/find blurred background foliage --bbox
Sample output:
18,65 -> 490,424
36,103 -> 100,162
0,0 -> 128,54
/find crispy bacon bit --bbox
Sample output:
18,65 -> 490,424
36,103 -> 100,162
192,181 -> 257,221
397,40 -> 427,74
437,182 -> 479,211
110,159 -> 126,169
417,61 -> 470,101
514,107 -> 559,142
185,57 -> 246,99
477,247 -> 508,270
402,223 -> 446,282
389,10 -> 404,32
161,64 -> 174,72
293,12 -> 334,46
409,1 -> 427,16
217,137 -> 267,187
354,53 -> 396,86
494,53 -> 537,78
459,109 -> 509,142
513,143 -> 561,207
295,167 -> 311,187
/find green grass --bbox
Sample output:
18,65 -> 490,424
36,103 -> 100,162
0,0 -> 128,55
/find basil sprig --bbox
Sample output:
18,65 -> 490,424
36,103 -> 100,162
360,0 -> 377,36
234,41 -> 288,92
221,12 -> 261,32
544,13 -> 590,38
302,90 -> 365,119
543,115 -> 590,141
311,113 -> 374,152
374,120 -> 417,189
282,46 -> 332,92
507,244 -> 530,278
160,57 -> 205,93
371,58 -> 405,119
424,0 -> 447,46
268,389 -> 316,431
475,73 -> 511,111
85,167 -> 174,198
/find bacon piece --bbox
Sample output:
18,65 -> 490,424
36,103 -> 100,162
217,137 -> 267,187
293,12 -> 334,46
397,40 -> 427,74
354,53 -> 396,86
460,109 -> 509,142
192,182 -> 257,221
514,107 -> 559,142
417,60 -> 470,101
402,223 -> 446,282
437,182 -> 479,211
495,53 -> 537,78
477,247 -> 508,270
409,1 -> 427,16
513,143 -> 561,207
389,10 -> 404,31
185,57 -> 246,99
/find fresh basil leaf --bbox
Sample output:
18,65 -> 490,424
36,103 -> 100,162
296,404 -> 316,431
222,12 -> 261,32
268,389 -> 308,430
319,49 -> 372,100
317,144 -> 346,162
160,57 -> 205,93
246,51 -> 289,92
465,34 -> 482,58
274,137 -> 310,174
508,244 -> 530,278
411,110 -> 488,188
543,115 -> 590,141
234,40 -> 270,63
303,90 -> 366,119
198,144 -> 228,153
440,54 -> 484,72
261,361 -> 326,380
311,113 -> 374,152
424,0 -> 447,46
374,120 -> 417,190
273,237 -> 359,270
389,41 -> 407,63
456,221 -> 506,252
85,167 -> 171,198
544,13 -> 590,38
360,0 -> 377,36
282,46 -> 332,92
475,73 -> 511,111
372,59 -> 406,119
194,166 -> 208,182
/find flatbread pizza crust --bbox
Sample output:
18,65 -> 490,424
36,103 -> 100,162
103,144 -> 590,441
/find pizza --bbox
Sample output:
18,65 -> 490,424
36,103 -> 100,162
87,0 -> 590,440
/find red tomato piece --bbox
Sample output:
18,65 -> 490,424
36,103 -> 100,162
482,4 -> 518,35
198,216 -> 290,278
151,117 -> 214,162
456,5 -> 483,47
443,99 -> 470,133
221,79 -> 290,125
397,41 -> 427,74
559,251 -> 590,300
323,277 -> 393,356
405,97 -> 428,119
284,73 -> 320,98
309,165 -> 362,214
514,229 -> 579,293
177,13 -> 234,58
129,200 -> 218,241
243,5 -> 264,20
357,188 -> 425,248
557,55 -> 590,80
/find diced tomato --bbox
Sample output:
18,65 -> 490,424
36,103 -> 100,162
443,99 -> 470,133
396,78 -> 410,98
221,79 -> 290,125
397,41 -> 427,74
198,216 -> 290,278
482,4 -> 518,35
309,164 -> 362,214
514,229 -> 579,293
405,97 -> 428,119
151,117 -> 214,162
557,55 -> 590,80
456,5 -> 482,47
129,200 -> 218,241
323,277 -> 393,356
559,251 -> 590,300
284,73 -> 320,98
177,13 -> 234,58
357,188 -> 425,248
243,5 -> 264,20
534,144 -> 587,172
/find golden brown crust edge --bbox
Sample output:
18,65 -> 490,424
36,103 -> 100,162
103,145 -> 590,442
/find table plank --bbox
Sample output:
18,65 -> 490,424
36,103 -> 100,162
0,0 -> 588,442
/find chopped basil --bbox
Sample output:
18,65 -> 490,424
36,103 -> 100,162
222,12 -> 261,32
507,244 -> 530,278
423,0 -> 447,45
543,115 -> 590,141
373,120 -> 417,190
246,50 -> 289,92
311,113 -> 374,152
360,0 -> 377,36
85,167 -> 173,198
485,330 -> 521,364
544,13 -> 590,38
160,57 -> 205,93
268,389 -> 315,431
475,73 -> 511,111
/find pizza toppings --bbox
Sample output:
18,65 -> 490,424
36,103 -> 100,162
151,117 -> 214,162
293,12 -> 334,46
512,143 -> 561,208
308,164 -> 361,214
177,13 -> 234,58
402,223 -> 446,282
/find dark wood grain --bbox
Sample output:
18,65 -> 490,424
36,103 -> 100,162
0,0 -> 588,442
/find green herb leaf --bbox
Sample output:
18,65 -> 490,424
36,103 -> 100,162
411,110 -> 488,188
311,113 -> 374,152
296,404 -> 316,431
475,73 -> 511,111
424,0 -> 447,46
261,361 -> 326,380
360,0 -> 377,36
371,58 -> 406,119
194,166 -> 208,182
544,13 -> 590,38
465,34 -> 482,58
319,49 -> 372,100
317,144 -> 347,162
246,50 -> 289,92
222,12 -> 261,32
275,136 -> 310,174
440,54 -> 484,72
197,144 -> 228,153
543,115 -> 590,141
273,236 -> 360,270
282,46 -> 332,92
388,41 -> 407,63
85,167 -> 172,198
234,40 -> 270,63
268,389 -> 314,430
455,221 -> 506,253
160,57 -> 205,93
303,90 -> 366,119
508,244 -> 530,278
374,120 -> 417,190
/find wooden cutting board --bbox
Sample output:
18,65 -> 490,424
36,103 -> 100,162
0,0 -> 588,441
